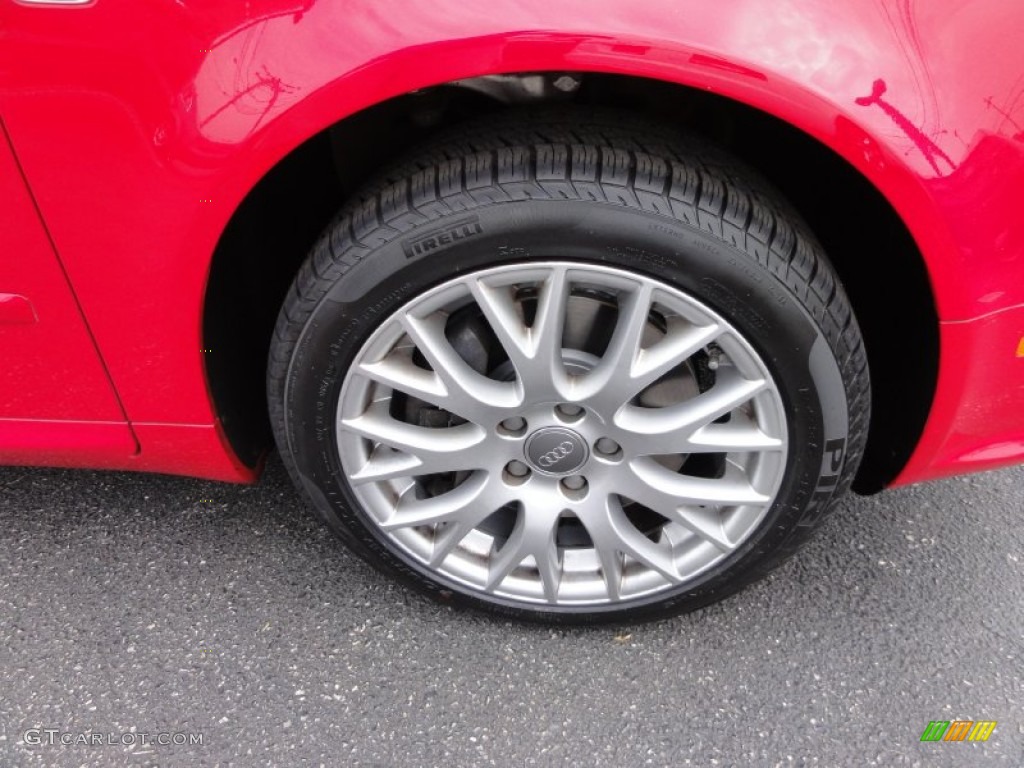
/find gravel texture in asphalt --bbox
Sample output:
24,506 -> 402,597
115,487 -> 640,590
0,458 -> 1021,767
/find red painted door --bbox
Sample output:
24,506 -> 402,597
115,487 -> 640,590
0,120 -> 136,461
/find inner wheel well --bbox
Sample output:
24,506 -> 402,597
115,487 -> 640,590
202,72 -> 937,492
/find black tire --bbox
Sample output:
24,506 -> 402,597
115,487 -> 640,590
268,109 -> 869,624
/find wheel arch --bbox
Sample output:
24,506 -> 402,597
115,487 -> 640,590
200,38 -> 941,490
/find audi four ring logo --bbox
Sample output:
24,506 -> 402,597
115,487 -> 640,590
538,441 -> 576,467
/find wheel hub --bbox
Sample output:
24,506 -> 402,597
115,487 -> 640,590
524,426 -> 589,476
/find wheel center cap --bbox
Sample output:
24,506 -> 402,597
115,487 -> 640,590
524,427 -> 588,476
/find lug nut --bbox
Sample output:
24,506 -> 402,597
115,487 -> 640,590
501,416 -> 526,432
595,437 -> 620,456
556,403 -> 583,419
561,475 -> 587,491
506,460 -> 530,478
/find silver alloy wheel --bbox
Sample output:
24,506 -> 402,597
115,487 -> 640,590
336,263 -> 788,607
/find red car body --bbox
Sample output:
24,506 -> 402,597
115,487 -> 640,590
2,0 -> 1022,488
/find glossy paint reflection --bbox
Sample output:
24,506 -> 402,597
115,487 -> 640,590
0,0 -> 1021,481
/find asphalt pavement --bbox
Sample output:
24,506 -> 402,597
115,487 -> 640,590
0,457 -> 1021,767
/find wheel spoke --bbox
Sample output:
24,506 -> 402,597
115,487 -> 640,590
382,472 -> 501,530
629,456 -> 770,508
685,410 -> 785,453
485,506 -> 562,602
469,268 -> 570,399
572,283 -> 652,403
577,494 -> 682,584
347,438 -> 493,485
613,462 -> 737,551
578,289 -> 721,410
398,313 -> 521,420
429,518 -> 480,567
628,317 -> 721,397
356,353 -> 446,405
341,403 -> 488,481
467,279 -> 532,368
594,544 -> 624,602
616,366 -> 767,455
529,267 -> 571,391
348,446 -> 426,485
